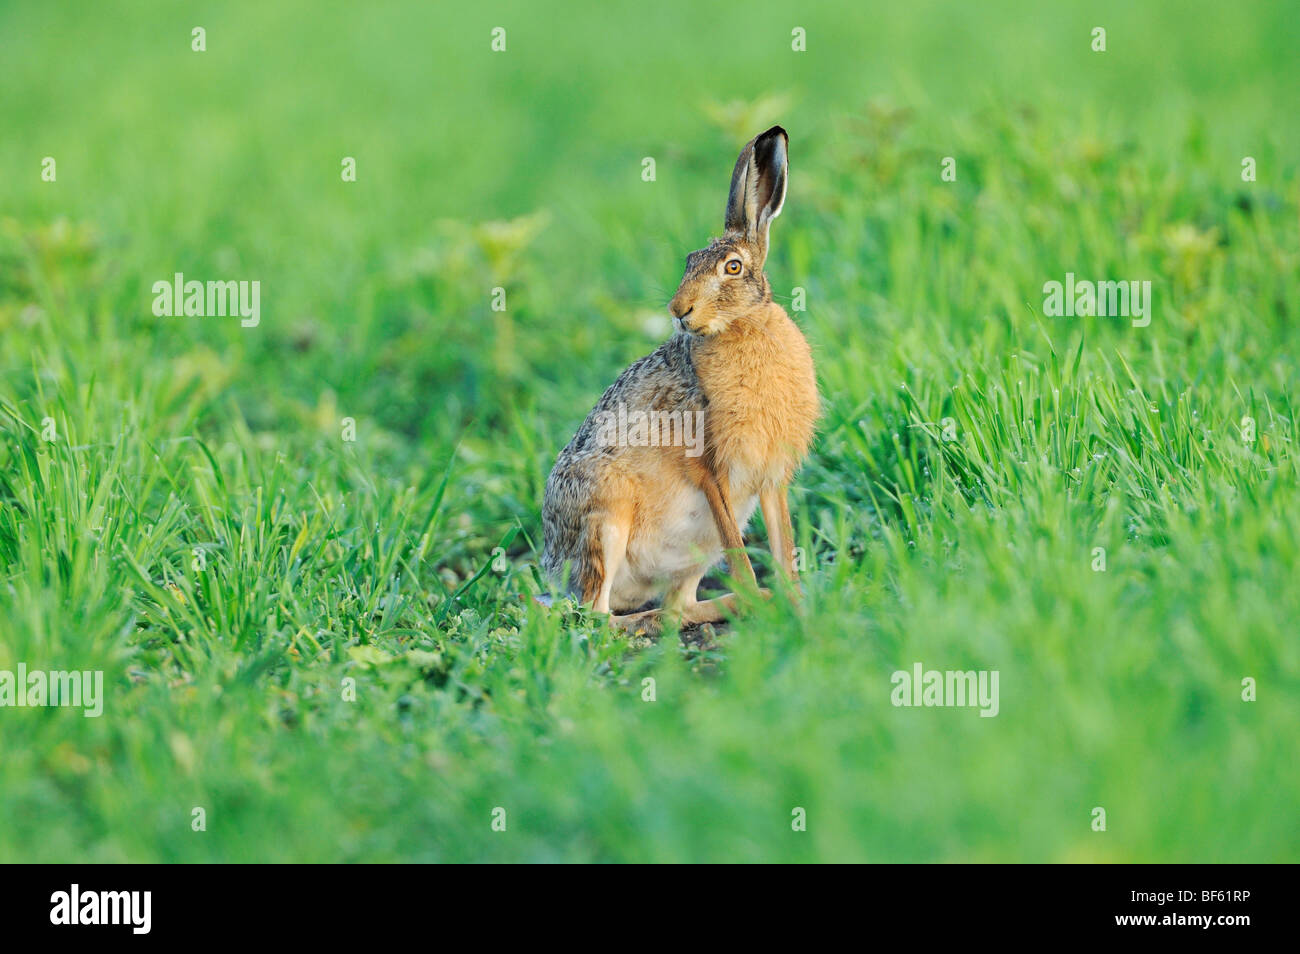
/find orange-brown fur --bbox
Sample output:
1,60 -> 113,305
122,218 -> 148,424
542,126 -> 818,631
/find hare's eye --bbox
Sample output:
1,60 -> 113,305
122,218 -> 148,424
724,259 -> 742,275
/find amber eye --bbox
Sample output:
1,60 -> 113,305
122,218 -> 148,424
724,259 -> 742,275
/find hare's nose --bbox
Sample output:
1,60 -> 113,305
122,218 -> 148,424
670,301 -> 694,320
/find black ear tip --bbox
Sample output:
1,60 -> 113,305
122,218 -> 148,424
761,125 -> 788,142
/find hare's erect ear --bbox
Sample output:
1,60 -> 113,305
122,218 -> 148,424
724,125 -> 788,256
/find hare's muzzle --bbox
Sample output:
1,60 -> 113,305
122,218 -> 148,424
669,296 -> 695,331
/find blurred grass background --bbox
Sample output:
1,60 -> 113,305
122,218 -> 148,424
0,0 -> 1297,861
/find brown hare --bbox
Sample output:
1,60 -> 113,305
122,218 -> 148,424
542,126 -> 818,631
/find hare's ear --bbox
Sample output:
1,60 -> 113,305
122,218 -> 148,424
723,125 -> 788,258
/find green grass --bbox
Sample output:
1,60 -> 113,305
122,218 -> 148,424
1,0 -> 1297,861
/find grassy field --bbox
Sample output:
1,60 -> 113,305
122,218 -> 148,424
1,0 -> 1297,862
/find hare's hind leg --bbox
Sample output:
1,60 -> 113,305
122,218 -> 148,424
679,593 -> 742,625
678,588 -> 776,624
587,511 -> 631,615
610,572 -> 704,635
609,570 -> 699,636
672,571 -> 741,625
614,592 -> 757,632
587,505 -> 666,635
667,572 -> 768,626
610,574 -> 767,633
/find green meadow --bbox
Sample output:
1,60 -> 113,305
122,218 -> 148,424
1,0 -> 1297,861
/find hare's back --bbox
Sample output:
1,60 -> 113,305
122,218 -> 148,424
559,335 -> 703,461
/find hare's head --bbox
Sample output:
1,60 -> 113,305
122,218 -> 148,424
669,125 -> 788,337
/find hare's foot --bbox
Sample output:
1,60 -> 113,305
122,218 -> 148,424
610,607 -> 663,637
678,587 -> 772,625
679,594 -> 738,625
608,580 -> 772,636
